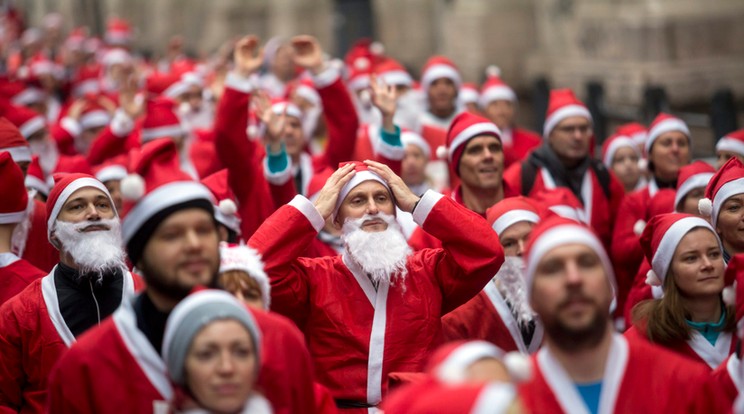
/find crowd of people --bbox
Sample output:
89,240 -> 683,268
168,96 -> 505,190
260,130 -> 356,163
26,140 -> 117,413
1,10 -> 744,414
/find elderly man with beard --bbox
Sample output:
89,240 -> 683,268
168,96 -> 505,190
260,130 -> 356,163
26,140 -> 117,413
0,173 -> 139,414
516,214 -> 715,413
249,159 -> 504,411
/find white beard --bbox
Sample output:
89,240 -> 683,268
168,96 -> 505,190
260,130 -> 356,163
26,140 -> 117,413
342,212 -> 412,288
54,218 -> 127,282
494,256 -> 535,327
10,193 -> 35,257
29,139 -> 59,176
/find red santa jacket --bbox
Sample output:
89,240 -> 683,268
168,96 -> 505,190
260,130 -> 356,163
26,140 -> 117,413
704,354 -> 743,413
518,334 -> 713,413
441,282 -> 543,354
248,191 -> 504,411
502,127 -> 541,169
502,154 -> 625,249
624,322 -> 736,370
0,253 -> 46,305
0,269 -> 138,414
46,295 -> 320,414
20,200 -> 57,273
623,260 -> 656,327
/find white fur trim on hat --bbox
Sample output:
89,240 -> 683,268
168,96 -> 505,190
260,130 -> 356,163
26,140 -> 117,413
478,86 -> 517,108
471,383 -> 517,414
674,172 -> 714,212
602,136 -> 638,167
436,341 -> 504,384
711,177 -> 744,228
421,64 -> 462,91
80,110 -> 111,130
19,115 -> 46,139
2,146 -> 32,163
271,102 -> 303,120
25,175 -> 49,195
401,131 -> 431,159
294,84 -> 321,107
716,137 -> 744,157
492,210 -> 539,238
645,269 -> 662,287
379,71 -> 412,87
645,118 -> 690,154
348,76 -> 370,92
219,243 -> 270,309
448,122 -> 501,163
95,165 -> 128,184
122,181 -> 214,244
526,224 -> 615,299
11,87 -> 45,106
651,216 -> 718,287
333,170 -> 390,220
140,124 -> 185,142
47,177 -> 114,240
542,105 -> 592,138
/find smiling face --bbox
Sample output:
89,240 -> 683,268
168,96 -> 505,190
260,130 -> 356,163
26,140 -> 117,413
334,181 -> 395,232
458,135 -> 503,191
716,194 -> 744,255
185,319 -> 257,414
669,228 -> 724,298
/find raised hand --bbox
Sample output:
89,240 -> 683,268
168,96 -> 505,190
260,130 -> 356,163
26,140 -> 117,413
313,163 -> 357,219
234,35 -> 264,77
65,98 -> 88,121
369,74 -> 397,132
364,160 -> 420,213
290,35 -> 324,75
118,72 -> 143,119
251,90 -> 286,149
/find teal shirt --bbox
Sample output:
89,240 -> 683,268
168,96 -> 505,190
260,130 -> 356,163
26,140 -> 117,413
686,309 -> 726,346
379,125 -> 402,147
575,381 -> 603,414
265,143 -> 289,173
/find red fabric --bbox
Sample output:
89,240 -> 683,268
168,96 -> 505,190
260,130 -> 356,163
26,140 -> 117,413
420,124 -> 447,156
503,160 -> 625,250
623,260 -> 653,327
20,200 -> 57,273
441,289 -> 537,352
302,238 -> 340,258
53,153 -> 93,175
503,127 -> 541,169
313,383 -> 339,414
188,129 -> 222,178
248,195 -> 503,407
705,355 -> 740,413
518,336 -> 713,413
0,257 -> 45,306
624,325 -> 737,370
86,124 -> 131,166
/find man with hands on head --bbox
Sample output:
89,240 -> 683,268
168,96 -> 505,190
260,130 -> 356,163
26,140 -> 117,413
249,158 -> 504,412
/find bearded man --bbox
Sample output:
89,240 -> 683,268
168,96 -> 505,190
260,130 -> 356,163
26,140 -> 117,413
248,160 -> 504,412
0,173 -> 140,414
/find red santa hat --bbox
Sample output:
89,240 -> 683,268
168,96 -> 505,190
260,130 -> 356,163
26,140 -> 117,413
291,77 -> 321,108
333,161 -> 390,219
46,173 -> 114,241
616,122 -> 647,148
673,161 -> 715,212
542,88 -> 592,138
120,138 -> 214,264
92,154 -> 128,184
25,156 -> 51,196
420,56 -> 461,91
219,242 -> 270,309
374,58 -> 413,87
163,72 -> 205,100
601,133 -> 639,168
532,188 -> 587,223
28,55 -> 63,80
71,65 -> 102,97
640,213 -> 721,287
307,167 -> 333,202
478,65 -> 516,108
3,104 -> 46,139
401,130 -> 431,159
716,129 -> 744,158
0,152 -> 29,224
64,27 -> 88,51
0,79 -> 46,107
0,116 -> 31,163
101,48 -> 133,67
201,169 -> 241,236
79,100 -> 112,131
140,98 -> 185,143
439,112 -> 501,175
645,113 -> 690,155
428,340 -> 531,385
486,196 -> 540,238
459,82 -> 480,106
698,157 -> 744,228
721,254 -> 744,333
270,98 -> 303,121
343,38 -> 384,91
347,56 -> 373,92
525,215 -> 615,298
105,17 -> 133,46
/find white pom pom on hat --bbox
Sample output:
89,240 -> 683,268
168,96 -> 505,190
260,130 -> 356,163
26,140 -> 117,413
219,199 -> 237,216
436,145 -> 448,160
698,197 -> 713,216
503,351 -> 531,382
645,269 -> 662,287
120,173 -> 145,201
633,219 -> 646,236
723,282 -> 736,306
369,41 -> 385,56
485,65 -> 502,77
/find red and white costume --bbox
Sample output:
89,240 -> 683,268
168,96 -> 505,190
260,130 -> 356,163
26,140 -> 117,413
248,191 -> 504,411
0,253 -> 45,305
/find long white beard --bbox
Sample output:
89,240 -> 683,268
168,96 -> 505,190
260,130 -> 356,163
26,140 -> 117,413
342,212 -> 412,288
54,218 -> 127,282
10,193 -> 35,257
494,256 -> 535,327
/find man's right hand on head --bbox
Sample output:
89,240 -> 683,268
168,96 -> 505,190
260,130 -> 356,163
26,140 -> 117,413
313,163 -> 356,220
